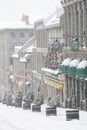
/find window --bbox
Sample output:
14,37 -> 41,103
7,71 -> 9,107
72,79 -> 76,96
20,32 -> 24,38
66,75 -> 69,98
81,81 -> 85,100
10,32 -> 16,38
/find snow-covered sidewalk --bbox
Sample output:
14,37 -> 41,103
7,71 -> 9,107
0,103 -> 87,130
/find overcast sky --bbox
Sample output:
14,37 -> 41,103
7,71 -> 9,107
0,0 -> 62,24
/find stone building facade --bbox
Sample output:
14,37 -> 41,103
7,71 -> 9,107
32,19 -> 48,98
42,11 -> 65,106
61,0 -> 87,110
0,24 -> 33,99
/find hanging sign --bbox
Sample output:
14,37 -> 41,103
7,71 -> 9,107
44,77 -> 63,90
71,37 -> 79,51
53,39 -> 60,50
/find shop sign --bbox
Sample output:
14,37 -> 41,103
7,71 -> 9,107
44,78 -> 63,90
71,37 -> 79,51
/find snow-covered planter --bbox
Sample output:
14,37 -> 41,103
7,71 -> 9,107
46,96 -> 60,116
2,94 -> 7,104
23,89 -> 34,110
6,94 -> 13,106
32,104 -> 41,112
46,107 -> 57,116
47,96 -> 60,107
15,91 -> 23,107
66,109 -> 79,121
33,93 -> 43,105
23,102 -> 31,110
32,94 -> 43,112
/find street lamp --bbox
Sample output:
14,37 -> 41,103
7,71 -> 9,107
71,37 -> 79,51
52,39 -> 60,51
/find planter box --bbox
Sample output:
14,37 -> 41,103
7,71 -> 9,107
32,104 -> 41,112
66,109 -> 79,121
23,102 -> 31,110
2,100 -> 6,104
6,102 -> 12,106
15,102 -> 22,108
11,100 -> 15,106
46,107 -> 57,116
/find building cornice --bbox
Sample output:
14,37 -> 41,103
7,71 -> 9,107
61,0 -> 83,7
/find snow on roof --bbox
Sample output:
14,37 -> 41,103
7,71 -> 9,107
21,36 -> 36,53
14,46 -> 23,54
61,58 -> 71,66
12,46 -> 23,58
24,54 -> 30,58
11,54 -> 18,58
25,45 -> 34,53
0,21 -> 33,29
69,59 -> 79,67
77,60 -> 87,69
45,12 -> 60,27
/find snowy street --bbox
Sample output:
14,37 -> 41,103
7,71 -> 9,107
0,103 -> 87,130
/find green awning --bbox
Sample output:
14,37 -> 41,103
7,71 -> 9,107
41,67 -> 59,77
76,67 -> 87,78
76,60 -> 87,78
61,65 -> 69,74
68,59 -> 79,76
68,66 -> 77,76
60,58 -> 71,74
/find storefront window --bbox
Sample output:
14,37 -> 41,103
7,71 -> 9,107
62,89 -> 64,102
81,81 -> 85,100
66,75 -> 69,98
72,79 -> 76,96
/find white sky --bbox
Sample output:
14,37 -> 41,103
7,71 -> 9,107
0,0 -> 62,24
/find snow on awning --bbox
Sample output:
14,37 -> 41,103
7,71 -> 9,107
77,60 -> 87,69
19,57 -> 27,62
69,59 -> 79,67
76,60 -> 87,78
68,59 -> 79,76
61,58 -> 71,66
41,67 -> 59,77
60,58 -> 71,74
